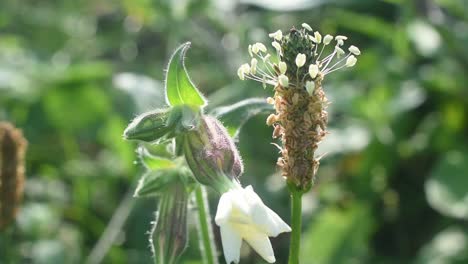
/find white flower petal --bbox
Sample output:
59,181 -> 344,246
263,206 -> 292,236
215,192 -> 234,225
220,223 -> 243,264
243,232 -> 275,263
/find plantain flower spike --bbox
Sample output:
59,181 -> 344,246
237,25 -> 360,190
0,122 -> 27,230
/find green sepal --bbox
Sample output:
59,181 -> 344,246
134,167 -> 193,197
165,42 -> 207,108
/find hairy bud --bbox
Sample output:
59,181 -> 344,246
124,105 -> 201,142
183,116 -> 243,193
0,122 -> 27,230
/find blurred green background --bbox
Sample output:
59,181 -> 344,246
1,0 -> 468,263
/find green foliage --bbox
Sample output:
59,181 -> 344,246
1,0 -> 467,263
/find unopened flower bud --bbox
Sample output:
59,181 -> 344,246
123,108 -> 174,142
183,116 -> 242,192
150,182 -> 189,264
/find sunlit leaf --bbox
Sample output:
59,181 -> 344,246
210,98 -> 273,138
165,42 -> 206,108
425,150 -> 468,220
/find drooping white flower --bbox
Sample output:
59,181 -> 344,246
278,74 -> 289,87
268,30 -> 283,41
345,55 -> 357,67
348,45 -> 361,55
215,185 -> 291,264
308,64 -> 319,78
295,53 -> 306,68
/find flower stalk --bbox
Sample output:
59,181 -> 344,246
195,185 -> 219,264
288,187 -> 303,264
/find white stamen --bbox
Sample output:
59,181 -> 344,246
345,55 -> 357,67
295,53 -> 306,68
348,45 -> 361,55
309,64 -> 319,78
279,61 -> 287,74
268,30 -> 283,41
278,74 -> 289,87
302,23 -> 313,31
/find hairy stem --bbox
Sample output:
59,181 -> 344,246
288,189 -> 303,264
195,185 -> 218,264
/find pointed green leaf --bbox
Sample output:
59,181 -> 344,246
210,98 -> 274,137
165,42 -> 206,108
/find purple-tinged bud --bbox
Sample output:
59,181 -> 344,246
150,182 -> 189,264
183,116 -> 243,192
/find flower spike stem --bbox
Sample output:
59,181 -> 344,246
288,188 -> 303,264
195,185 -> 219,264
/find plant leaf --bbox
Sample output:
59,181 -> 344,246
165,42 -> 206,108
210,98 -> 274,137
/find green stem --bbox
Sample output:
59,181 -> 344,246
288,189 -> 303,264
194,185 -> 218,264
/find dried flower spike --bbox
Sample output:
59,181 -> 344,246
0,122 -> 27,230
